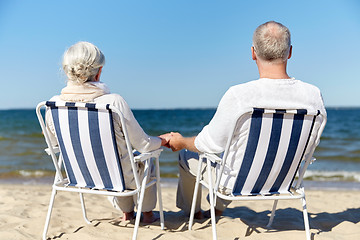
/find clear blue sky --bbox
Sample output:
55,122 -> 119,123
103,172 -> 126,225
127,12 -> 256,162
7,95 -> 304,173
1,0 -> 359,109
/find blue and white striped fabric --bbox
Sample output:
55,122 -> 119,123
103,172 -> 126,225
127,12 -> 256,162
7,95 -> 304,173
232,108 -> 319,196
46,101 -> 125,192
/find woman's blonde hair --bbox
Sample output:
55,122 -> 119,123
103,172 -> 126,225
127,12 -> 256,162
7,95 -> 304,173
62,41 -> 105,83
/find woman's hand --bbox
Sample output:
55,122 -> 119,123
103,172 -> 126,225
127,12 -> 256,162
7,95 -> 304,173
159,133 -> 172,148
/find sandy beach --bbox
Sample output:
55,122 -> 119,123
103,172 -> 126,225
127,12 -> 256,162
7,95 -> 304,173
0,182 -> 359,240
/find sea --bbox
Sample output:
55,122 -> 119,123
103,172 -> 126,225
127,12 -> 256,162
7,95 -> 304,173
0,107 -> 359,189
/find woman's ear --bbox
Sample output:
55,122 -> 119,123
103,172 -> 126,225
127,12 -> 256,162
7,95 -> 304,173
94,67 -> 103,82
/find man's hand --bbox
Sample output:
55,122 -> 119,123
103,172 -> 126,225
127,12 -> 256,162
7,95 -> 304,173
160,132 -> 199,152
168,132 -> 186,152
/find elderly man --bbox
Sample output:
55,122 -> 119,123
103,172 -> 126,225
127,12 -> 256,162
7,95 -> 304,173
168,21 -> 326,218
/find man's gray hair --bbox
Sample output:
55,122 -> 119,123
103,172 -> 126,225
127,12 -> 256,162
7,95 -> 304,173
253,21 -> 291,63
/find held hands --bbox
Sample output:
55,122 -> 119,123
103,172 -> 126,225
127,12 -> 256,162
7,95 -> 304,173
159,133 -> 172,148
159,132 -> 186,152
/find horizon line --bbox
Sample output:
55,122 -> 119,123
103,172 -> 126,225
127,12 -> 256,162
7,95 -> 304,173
1,106 -> 360,111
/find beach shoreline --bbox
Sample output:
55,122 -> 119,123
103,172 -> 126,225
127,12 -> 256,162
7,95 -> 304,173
1,177 -> 359,191
0,182 -> 359,240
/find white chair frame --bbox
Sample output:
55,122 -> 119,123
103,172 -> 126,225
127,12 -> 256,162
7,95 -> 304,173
36,101 -> 164,240
188,109 -> 327,240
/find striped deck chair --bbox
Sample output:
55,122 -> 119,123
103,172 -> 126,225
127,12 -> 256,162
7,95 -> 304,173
36,101 -> 164,240
188,108 -> 326,240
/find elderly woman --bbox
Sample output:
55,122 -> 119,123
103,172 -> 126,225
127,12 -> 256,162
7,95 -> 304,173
46,41 -> 169,223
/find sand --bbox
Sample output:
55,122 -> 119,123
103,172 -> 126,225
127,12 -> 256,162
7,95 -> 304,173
0,183 -> 359,240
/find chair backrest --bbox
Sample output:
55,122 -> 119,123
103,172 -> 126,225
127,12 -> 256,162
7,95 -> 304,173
219,108 -> 325,196
45,101 -> 126,192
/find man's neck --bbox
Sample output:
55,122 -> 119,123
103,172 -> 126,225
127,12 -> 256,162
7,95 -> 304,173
257,60 -> 291,79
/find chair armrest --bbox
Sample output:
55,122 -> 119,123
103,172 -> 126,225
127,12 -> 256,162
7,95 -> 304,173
134,149 -> 163,162
45,147 -> 60,155
200,152 -> 222,164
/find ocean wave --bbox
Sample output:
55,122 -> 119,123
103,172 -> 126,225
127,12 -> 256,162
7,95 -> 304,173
316,156 -> 360,162
0,136 -> 12,141
304,170 -> 360,182
14,151 -> 43,157
22,132 -> 44,138
351,149 -> 360,155
0,170 -> 55,179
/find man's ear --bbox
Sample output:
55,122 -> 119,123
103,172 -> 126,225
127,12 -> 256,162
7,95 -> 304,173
288,45 -> 292,59
251,46 -> 257,60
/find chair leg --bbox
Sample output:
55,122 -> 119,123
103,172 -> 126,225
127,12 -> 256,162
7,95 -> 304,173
132,162 -> 150,240
189,157 -> 204,230
155,157 -> 165,230
79,193 -> 91,224
266,200 -> 278,228
43,188 -> 57,240
207,159 -> 217,240
301,196 -> 311,240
